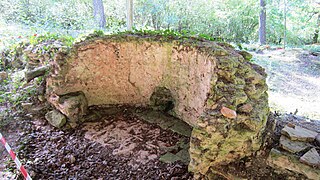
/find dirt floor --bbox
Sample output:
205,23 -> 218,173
253,49 -> 320,120
1,107 -> 193,179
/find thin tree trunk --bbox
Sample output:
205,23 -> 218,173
126,0 -> 133,31
178,21 -> 182,32
259,0 -> 267,45
313,14 -> 320,44
151,15 -> 157,30
92,0 -> 106,28
283,0 -> 287,49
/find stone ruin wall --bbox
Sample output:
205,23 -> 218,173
45,35 -> 270,178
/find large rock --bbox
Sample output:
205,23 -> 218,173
25,65 -> 50,82
279,135 -> 310,153
48,91 -> 88,123
300,148 -> 320,168
282,125 -> 318,142
45,110 -> 67,128
44,34 -> 269,178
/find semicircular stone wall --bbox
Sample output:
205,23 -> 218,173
46,34 -> 269,178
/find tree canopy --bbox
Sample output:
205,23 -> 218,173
0,0 -> 319,45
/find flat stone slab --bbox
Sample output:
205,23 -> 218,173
170,120 -> 192,137
279,135 -> 310,153
267,148 -> 320,180
300,148 -> 320,168
281,125 -> 318,142
136,110 -> 192,137
175,149 -> 190,165
159,152 -> 181,163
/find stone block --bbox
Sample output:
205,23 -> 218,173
45,110 -> 67,128
282,125 -> 318,142
48,91 -> 88,122
279,135 -> 310,153
300,148 -> 320,168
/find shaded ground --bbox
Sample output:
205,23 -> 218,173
0,126 -> 23,179
253,49 -> 320,120
1,107 -> 193,179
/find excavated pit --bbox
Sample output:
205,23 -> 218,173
44,34 -> 270,178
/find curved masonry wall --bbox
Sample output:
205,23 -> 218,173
46,35 -> 269,177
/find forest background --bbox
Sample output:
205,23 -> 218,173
0,0 -> 320,47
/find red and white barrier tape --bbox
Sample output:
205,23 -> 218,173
0,132 -> 32,180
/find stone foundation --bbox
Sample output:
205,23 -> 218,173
45,34 -> 269,178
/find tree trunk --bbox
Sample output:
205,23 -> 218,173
151,15 -> 158,30
92,0 -> 106,28
313,14 -> 320,44
283,0 -> 287,49
259,0 -> 267,45
126,0 -> 133,31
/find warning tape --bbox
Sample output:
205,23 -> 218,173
0,132 -> 32,180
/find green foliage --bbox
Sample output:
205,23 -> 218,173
130,29 -> 222,42
0,0 -> 93,30
74,30 -> 106,43
29,32 -> 75,46
0,0 -> 319,45
133,0 -> 320,45
0,69 -> 41,128
198,34 -> 215,41
0,71 -> 27,106
133,0 -> 260,42
131,29 -> 184,37
0,32 -> 74,73
92,30 -> 105,37
105,16 -> 126,30
266,0 -> 320,45
0,42 -> 26,71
